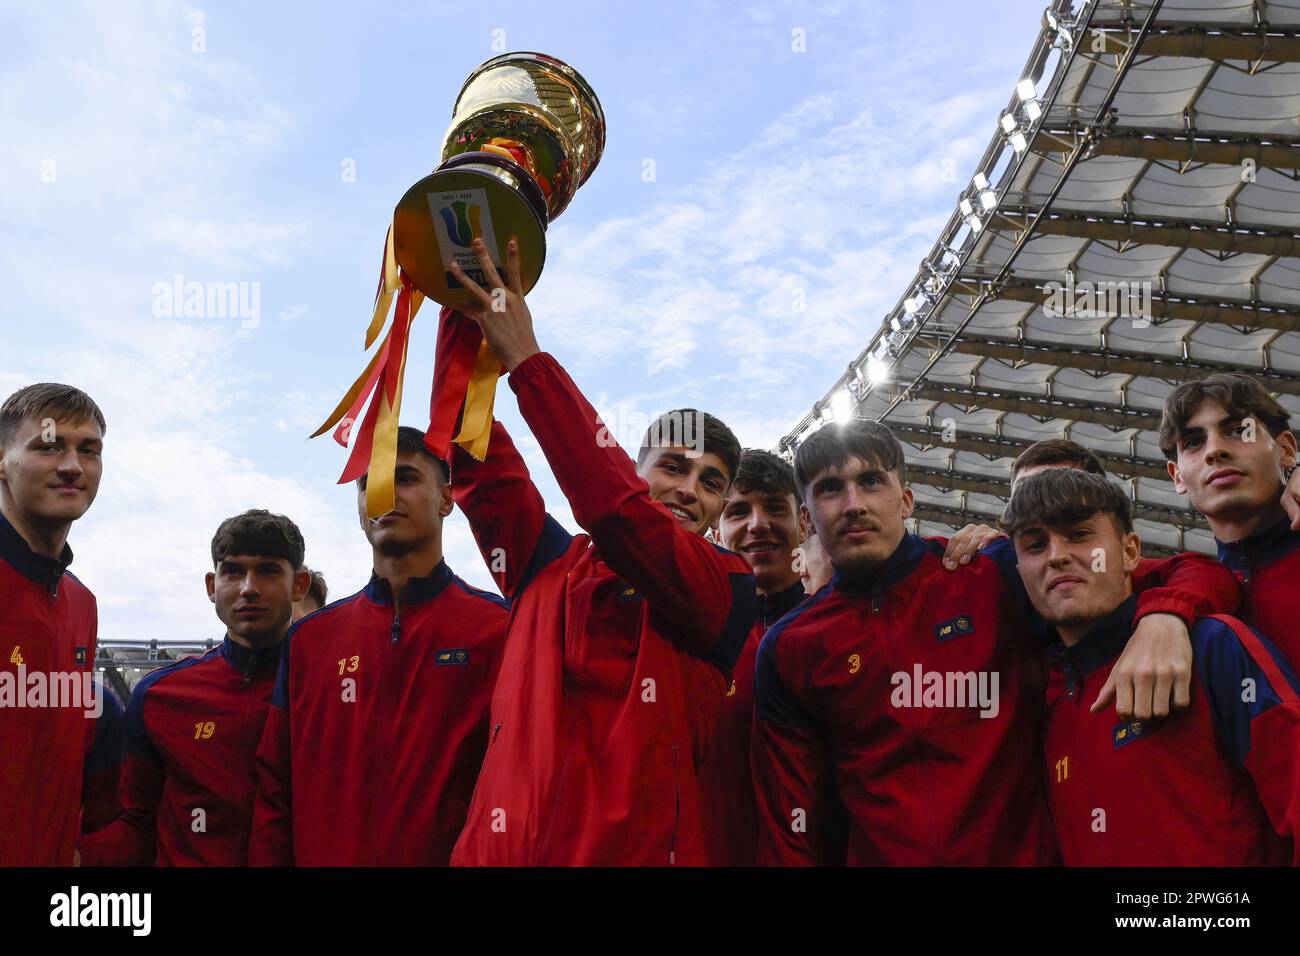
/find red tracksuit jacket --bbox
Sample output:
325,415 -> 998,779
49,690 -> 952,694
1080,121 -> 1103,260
699,580 -> 807,866
1044,599 -> 1300,865
0,510 -> 99,866
79,636 -> 281,866
250,562 -> 508,866
1217,518 -> 1300,669
752,533 -> 1242,866
448,352 -> 758,866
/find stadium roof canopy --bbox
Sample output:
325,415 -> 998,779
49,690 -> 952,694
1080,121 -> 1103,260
783,0 -> 1300,557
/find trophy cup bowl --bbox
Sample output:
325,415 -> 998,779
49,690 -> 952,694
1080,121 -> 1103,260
393,52 -> 605,308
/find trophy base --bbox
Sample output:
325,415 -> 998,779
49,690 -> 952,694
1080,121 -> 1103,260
393,152 -> 547,310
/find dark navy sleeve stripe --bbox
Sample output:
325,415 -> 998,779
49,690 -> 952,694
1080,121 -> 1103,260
514,514 -> 574,597
123,650 -> 214,762
85,680 -> 125,773
270,623 -> 295,711
451,576 -> 510,611
753,593 -> 827,730
1193,616 -> 1299,767
703,571 -> 759,675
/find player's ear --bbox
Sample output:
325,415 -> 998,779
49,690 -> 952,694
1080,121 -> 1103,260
1121,531 -> 1142,574
204,571 -> 217,604
899,485 -> 915,521
438,482 -> 453,518
1167,459 -> 1187,495
1278,430 -> 1297,470
291,568 -> 311,603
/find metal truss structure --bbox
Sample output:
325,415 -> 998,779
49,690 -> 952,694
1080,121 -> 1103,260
94,639 -> 219,698
781,0 -> 1300,558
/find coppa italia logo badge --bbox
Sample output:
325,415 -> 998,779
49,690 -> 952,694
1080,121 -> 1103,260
438,201 -> 483,248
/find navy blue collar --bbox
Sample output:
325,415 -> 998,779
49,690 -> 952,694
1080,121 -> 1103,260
0,507 -> 73,588
220,634 -> 282,673
1216,517 -> 1300,573
761,579 -> 807,627
364,558 -> 453,606
832,532 -> 927,597
1046,595 -> 1137,677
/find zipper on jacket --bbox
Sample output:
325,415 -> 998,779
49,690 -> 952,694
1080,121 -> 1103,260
390,610 -> 402,644
669,744 -> 680,865
870,581 -> 883,613
242,651 -> 254,687
491,722 -> 502,743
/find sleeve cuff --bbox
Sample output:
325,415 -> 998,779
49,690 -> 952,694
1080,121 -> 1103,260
1133,594 -> 1199,626
507,352 -> 559,393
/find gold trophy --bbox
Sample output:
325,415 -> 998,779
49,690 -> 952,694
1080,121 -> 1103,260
394,51 -> 605,307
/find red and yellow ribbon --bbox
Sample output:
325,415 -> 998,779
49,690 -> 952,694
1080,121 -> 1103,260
314,223 -> 503,518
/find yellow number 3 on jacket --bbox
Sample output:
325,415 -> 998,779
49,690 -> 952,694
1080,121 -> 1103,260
848,653 -> 861,674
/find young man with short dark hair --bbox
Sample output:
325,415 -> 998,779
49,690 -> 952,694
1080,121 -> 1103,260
943,435 -> 1245,720
251,427 -> 508,866
1005,468 -> 1300,864
1161,373 -> 1300,669
79,510 -> 310,865
0,383 -> 107,866
704,449 -> 810,865
752,418 -> 1238,866
443,240 -> 758,866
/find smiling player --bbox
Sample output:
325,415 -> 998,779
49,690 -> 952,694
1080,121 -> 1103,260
0,384 -> 106,866
1161,373 -> 1300,670
1005,468 -> 1300,864
443,238 -> 757,866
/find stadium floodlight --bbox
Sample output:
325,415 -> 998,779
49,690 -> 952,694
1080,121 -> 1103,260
890,316 -> 903,332
866,355 -> 890,385
978,188 -> 997,211
1044,9 -> 1059,31
1025,99 -> 1043,122
1016,78 -> 1036,101
973,172 -> 989,190
1009,130 -> 1028,153
903,294 -> 926,315
1000,112 -> 1018,134
958,197 -> 975,217
966,214 -> 984,233
830,388 -> 854,423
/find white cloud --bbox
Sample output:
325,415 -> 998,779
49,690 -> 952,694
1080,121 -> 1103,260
142,219 -> 303,272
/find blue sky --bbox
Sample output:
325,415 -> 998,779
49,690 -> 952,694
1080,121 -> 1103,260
0,0 -> 1044,641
